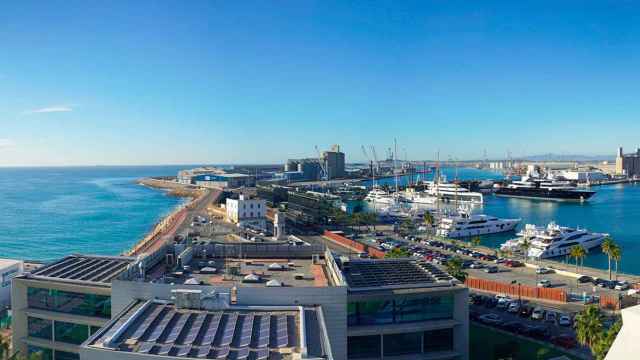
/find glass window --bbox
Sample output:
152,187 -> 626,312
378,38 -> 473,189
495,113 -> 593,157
55,321 -> 89,345
348,295 -> 453,326
383,332 -> 422,356
351,300 -> 393,325
28,317 -> 53,340
27,287 -> 111,318
28,345 -> 53,360
55,351 -> 80,360
348,335 -> 381,359
90,326 -> 102,335
424,328 -> 454,353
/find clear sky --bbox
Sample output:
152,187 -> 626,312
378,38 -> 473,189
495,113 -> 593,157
1,1 -> 639,166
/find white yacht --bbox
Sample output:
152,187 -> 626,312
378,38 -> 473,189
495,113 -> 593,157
399,187 -> 437,205
437,211 -> 520,238
424,180 -> 484,204
501,222 -> 607,259
364,187 -> 396,205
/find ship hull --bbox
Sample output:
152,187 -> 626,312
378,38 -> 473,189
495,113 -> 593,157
495,188 -> 595,202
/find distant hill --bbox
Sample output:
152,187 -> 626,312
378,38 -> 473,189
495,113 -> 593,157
518,154 -> 614,162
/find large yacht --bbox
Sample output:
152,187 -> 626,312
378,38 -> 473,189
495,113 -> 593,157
364,187 -> 396,205
424,180 -> 484,204
437,211 -> 520,238
399,187 -> 437,205
500,222 -> 607,259
495,165 -> 595,202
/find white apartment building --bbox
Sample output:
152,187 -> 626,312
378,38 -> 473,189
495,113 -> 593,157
226,194 -> 266,228
1,258 -> 23,309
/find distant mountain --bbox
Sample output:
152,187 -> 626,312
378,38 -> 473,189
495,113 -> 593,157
517,153 -> 614,162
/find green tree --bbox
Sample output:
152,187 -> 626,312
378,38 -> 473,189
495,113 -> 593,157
570,245 -> 587,273
423,211 -> 435,235
471,236 -> 481,250
0,332 -> 9,360
384,247 -> 410,258
519,238 -> 532,261
611,245 -> 622,281
535,348 -> 550,360
574,306 -> 604,351
602,237 -> 616,280
399,218 -> 416,236
445,256 -> 468,282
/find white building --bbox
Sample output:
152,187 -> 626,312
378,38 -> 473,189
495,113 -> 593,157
560,170 -> 609,182
226,194 -> 266,228
605,304 -> 640,360
1,258 -> 23,309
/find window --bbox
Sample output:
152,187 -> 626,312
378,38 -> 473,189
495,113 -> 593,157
55,321 -> 90,345
348,295 -> 453,326
424,328 -> 454,353
348,335 -> 381,359
28,317 -> 52,340
28,346 -> 53,360
55,351 -> 80,360
90,326 -> 102,335
27,287 -> 111,318
383,332 -> 422,356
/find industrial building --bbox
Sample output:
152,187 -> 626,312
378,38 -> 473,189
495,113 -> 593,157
1,258 -> 23,309
285,159 -> 323,181
321,145 -> 346,180
615,147 -> 640,177
178,168 -> 255,189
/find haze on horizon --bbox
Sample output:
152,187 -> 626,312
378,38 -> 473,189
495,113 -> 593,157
1,1 -> 639,167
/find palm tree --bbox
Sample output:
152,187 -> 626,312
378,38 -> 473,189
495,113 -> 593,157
601,237 -> 616,280
569,245 -> 587,273
574,305 -> 604,351
611,245 -> 622,281
423,211 -> 435,235
519,238 -> 532,261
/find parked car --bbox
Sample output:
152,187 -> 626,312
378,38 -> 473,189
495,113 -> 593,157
536,267 -> 553,274
545,311 -> 557,323
484,297 -> 498,308
551,335 -> 578,349
577,275 -> 593,284
502,321 -> 526,334
537,279 -> 551,288
531,307 -> 545,320
496,298 -> 512,310
558,314 -> 572,326
523,325 -> 550,340
479,313 -> 503,326
615,281 -> 630,291
484,266 -> 499,274
507,301 -> 521,314
470,262 -> 485,269
519,306 -> 533,318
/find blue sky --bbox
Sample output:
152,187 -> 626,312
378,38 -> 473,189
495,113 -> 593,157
1,1 -> 639,166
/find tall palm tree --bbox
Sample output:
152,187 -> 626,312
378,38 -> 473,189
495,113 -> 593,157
601,237 -> 616,280
574,305 -> 604,351
471,236 -> 481,250
611,245 -> 622,281
446,256 -> 468,282
519,238 -> 532,261
423,211 -> 435,235
569,245 -> 587,273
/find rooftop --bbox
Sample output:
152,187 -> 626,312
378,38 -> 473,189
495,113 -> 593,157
87,299 -> 329,359
0,258 -> 22,268
27,254 -> 135,285
160,257 -> 331,288
338,257 -> 457,291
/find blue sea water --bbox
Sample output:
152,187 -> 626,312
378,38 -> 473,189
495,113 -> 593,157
0,166 -> 191,261
366,168 -> 640,275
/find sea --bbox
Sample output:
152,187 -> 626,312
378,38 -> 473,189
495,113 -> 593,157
0,166 -> 191,262
1,166 -> 640,274
366,167 -> 640,275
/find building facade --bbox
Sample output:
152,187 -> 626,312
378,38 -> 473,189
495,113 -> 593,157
615,147 -> 640,176
1,259 -> 23,309
225,194 -> 267,228
322,145 -> 346,180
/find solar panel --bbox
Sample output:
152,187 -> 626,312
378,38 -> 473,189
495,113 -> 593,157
212,346 -> 230,359
137,342 -> 154,354
216,313 -> 237,347
250,315 -> 270,348
155,344 -> 172,356
130,304 -> 165,341
199,314 -> 222,345
274,315 -> 288,347
164,313 -> 190,344
145,310 -> 177,343
345,260 -> 436,288
230,347 -> 250,360
195,345 -> 211,358
173,345 -> 191,357
234,314 -> 254,347
183,313 -> 207,345
250,348 -> 269,360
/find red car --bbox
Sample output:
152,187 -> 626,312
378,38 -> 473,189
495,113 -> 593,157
551,335 -> 577,349
505,260 -> 524,268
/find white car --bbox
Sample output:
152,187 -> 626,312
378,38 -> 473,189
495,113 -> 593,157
536,267 -> 552,274
479,313 -> 503,325
531,307 -> 545,320
558,314 -> 572,326
470,262 -> 485,269
537,279 -> 551,288
615,281 -> 630,291
507,302 -> 521,313
497,297 -> 512,310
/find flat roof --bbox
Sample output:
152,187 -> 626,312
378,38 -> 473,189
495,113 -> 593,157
28,255 -> 134,284
162,258 -> 331,288
0,258 -> 22,269
87,300 -> 328,359
338,258 -> 457,291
